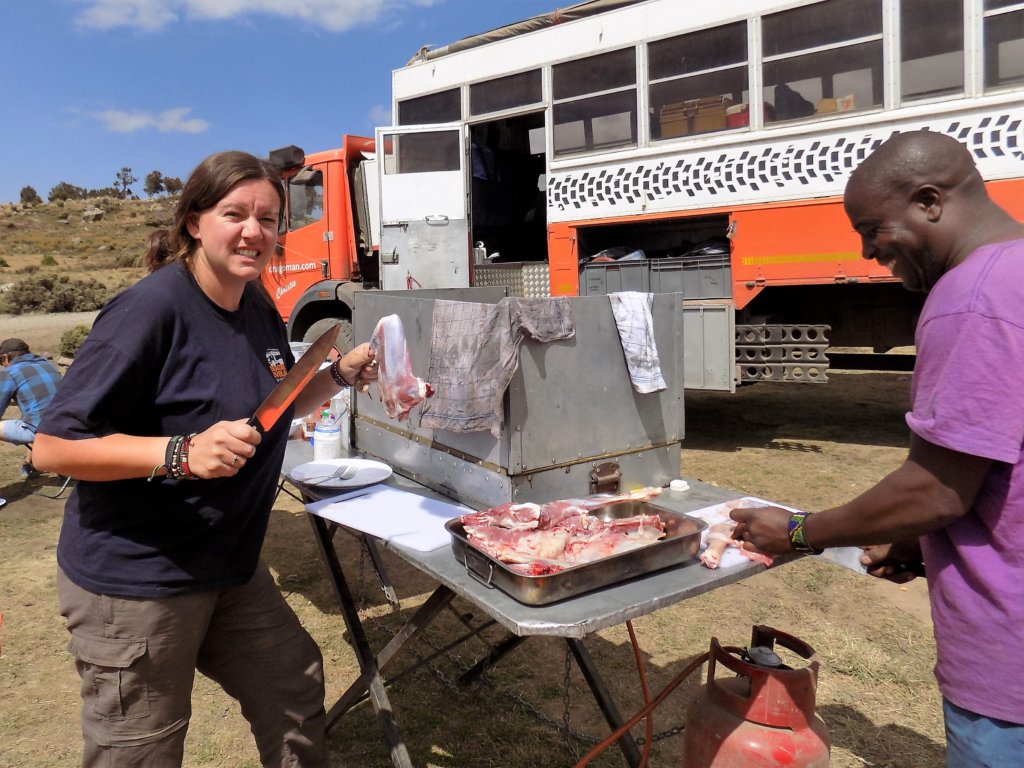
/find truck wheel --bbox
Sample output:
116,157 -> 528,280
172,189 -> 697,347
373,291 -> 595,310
304,318 -> 355,355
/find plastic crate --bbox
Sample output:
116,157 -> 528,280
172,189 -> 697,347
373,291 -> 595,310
649,258 -> 685,294
650,256 -> 732,299
581,260 -> 651,295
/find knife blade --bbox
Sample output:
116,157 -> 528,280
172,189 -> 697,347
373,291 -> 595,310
248,322 -> 340,434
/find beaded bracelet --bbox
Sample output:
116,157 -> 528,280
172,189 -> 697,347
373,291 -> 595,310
149,434 -> 199,482
329,357 -> 351,388
787,511 -> 823,554
150,435 -> 181,482
178,433 -> 198,480
179,439 -> 192,479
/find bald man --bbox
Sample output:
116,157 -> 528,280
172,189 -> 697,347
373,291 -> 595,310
730,130 -> 1024,765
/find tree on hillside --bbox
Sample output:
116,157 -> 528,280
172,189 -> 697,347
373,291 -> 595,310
144,170 -> 165,197
115,167 -> 137,199
86,187 -> 122,199
20,186 -> 42,206
163,176 -> 183,195
48,181 -> 87,202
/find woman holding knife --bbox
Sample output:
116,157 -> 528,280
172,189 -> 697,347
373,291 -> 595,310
33,150 -> 376,768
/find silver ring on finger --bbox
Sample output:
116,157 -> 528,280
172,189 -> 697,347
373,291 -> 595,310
231,454 -> 240,466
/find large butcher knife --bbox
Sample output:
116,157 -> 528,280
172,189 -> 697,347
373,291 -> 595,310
248,322 -> 340,434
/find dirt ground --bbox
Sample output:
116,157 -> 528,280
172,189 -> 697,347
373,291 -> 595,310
1,324 -> 941,767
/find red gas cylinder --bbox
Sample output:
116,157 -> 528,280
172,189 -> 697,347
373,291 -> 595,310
682,625 -> 830,767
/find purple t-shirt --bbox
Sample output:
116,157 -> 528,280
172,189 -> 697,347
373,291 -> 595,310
907,238 -> 1024,724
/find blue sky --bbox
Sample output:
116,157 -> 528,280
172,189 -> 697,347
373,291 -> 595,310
0,0 -> 560,204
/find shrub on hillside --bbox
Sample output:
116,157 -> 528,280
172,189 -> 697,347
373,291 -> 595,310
20,186 -> 42,206
41,254 -> 57,267
0,274 -> 111,314
49,182 -> 88,202
59,324 -> 92,357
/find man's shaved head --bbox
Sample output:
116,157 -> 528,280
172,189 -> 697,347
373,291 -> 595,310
844,129 -> 1022,293
847,130 -> 983,202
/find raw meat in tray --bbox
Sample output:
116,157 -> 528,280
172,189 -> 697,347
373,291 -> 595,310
446,488 -> 707,605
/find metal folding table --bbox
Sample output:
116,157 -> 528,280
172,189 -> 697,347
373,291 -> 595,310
283,440 -> 768,767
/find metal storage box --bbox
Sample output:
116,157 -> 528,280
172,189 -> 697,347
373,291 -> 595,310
473,261 -> 551,298
353,290 -> 684,510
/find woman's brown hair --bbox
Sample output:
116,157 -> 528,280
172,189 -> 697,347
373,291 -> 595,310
144,150 -> 285,273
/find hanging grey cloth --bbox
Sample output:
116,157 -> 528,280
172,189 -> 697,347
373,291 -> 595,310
420,297 -> 575,436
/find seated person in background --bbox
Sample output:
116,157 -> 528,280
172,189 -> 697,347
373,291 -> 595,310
0,337 -> 62,479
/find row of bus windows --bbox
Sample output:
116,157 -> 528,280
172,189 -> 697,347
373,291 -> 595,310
397,0 -> 1024,157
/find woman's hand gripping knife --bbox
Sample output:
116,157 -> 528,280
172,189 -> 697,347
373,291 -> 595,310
182,419 -> 263,479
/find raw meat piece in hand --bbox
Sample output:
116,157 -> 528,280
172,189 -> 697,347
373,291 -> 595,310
700,522 -> 735,569
699,519 -> 773,569
370,314 -> 434,421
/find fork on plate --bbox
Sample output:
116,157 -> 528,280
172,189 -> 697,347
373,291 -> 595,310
302,464 -> 359,484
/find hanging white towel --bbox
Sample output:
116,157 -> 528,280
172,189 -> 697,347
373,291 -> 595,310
609,291 -> 666,394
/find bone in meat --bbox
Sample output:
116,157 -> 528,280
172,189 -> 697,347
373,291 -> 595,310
700,522 -> 735,569
605,513 -> 665,537
699,520 -> 774,569
576,486 -> 664,510
537,500 -> 598,534
459,502 -> 541,530
369,314 -> 434,421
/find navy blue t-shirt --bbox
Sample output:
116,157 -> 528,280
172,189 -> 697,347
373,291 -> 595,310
42,262 -> 295,597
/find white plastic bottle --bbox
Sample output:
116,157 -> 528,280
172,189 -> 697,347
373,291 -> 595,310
312,410 -> 342,460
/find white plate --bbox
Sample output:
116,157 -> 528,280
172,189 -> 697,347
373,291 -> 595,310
289,458 -> 392,489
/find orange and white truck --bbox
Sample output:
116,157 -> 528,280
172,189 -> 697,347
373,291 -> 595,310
261,0 -> 1024,390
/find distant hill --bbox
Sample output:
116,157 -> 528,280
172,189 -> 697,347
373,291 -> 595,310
0,197 -> 163,302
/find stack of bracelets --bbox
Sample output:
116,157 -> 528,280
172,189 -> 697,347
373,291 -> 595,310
149,433 -> 199,481
329,357 -> 353,388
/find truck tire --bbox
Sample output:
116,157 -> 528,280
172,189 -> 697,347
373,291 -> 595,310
304,317 -> 355,355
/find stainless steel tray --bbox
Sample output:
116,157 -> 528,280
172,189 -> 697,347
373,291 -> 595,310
446,500 -> 707,606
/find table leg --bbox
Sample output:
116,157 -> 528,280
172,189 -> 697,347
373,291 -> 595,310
328,585 -> 457,718
363,538 -> 401,608
308,513 -> 413,768
567,638 -> 643,768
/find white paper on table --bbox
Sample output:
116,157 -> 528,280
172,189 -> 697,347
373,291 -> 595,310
685,496 -> 867,573
305,484 -> 471,552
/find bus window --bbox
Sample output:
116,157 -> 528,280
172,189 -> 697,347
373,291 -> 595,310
470,70 -> 542,116
287,168 -> 323,232
397,89 -> 461,125
901,0 -> 964,102
553,48 -> 637,156
382,131 -> 460,175
762,0 -> 882,123
648,21 -> 748,139
984,2 -> 1024,90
